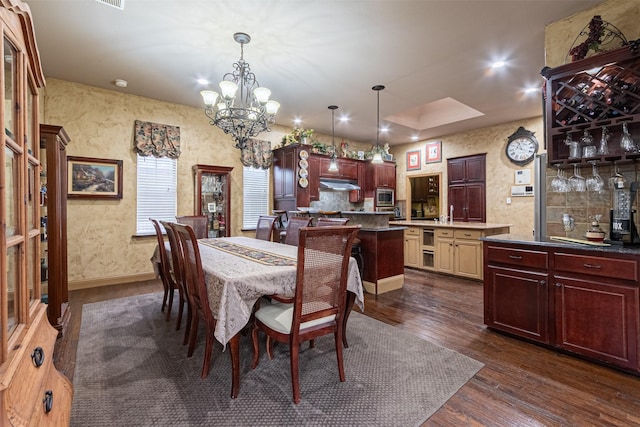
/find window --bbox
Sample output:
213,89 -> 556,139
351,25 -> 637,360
242,165 -> 269,229
136,154 -> 177,235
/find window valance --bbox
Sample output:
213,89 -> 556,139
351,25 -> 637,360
134,120 -> 181,159
241,138 -> 273,169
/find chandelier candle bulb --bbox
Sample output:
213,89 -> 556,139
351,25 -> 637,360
201,90 -> 219,106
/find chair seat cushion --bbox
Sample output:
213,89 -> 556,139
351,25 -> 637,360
256,301 -> 335,334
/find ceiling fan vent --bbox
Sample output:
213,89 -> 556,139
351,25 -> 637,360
95,0 -> 125,10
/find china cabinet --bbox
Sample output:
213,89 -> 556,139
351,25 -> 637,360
0,0 -> 73,424
542,43 -> 640,165
193,165 -> 233,237
39,124 -> 70,335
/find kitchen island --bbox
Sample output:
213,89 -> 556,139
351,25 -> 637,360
482,234 -> 640,375
390,220 -> 511,280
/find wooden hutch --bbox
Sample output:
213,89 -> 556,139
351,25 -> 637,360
0,1 -> 73,424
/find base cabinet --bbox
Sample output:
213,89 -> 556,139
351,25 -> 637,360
404,227 -> 421,268
484,240 -> 640,373
435,228 -> 483,279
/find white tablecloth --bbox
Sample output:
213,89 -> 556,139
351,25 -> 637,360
180,236 -> 364,346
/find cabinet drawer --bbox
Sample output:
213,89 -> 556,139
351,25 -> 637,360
487,245 -> 548,269
454,229 -> 482,240
405,227 -> 420,237
554,252 -> 639,281
436,228 -> 454,238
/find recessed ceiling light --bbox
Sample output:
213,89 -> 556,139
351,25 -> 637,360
197,78 -> 209,85
114,78 -> 128,88
293,118 -> 302,125
524,86 -> 539,94
491,61 -> 506,69
380,126 -> 389,133
339,115 -> 349,123
411,135 -> 419,141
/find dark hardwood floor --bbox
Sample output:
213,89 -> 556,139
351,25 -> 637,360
54,269 -> 640,426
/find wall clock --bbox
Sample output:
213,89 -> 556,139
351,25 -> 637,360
505,126 -> 538,166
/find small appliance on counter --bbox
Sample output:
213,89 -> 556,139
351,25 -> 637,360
609,181 -> 640,245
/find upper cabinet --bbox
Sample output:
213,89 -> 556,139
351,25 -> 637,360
366,161 -> 396,190
193,165 -> 233,238
542,44 -> 640,165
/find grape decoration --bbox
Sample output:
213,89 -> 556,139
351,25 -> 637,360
566,15 -> 628,63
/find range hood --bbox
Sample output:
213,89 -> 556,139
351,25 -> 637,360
319,178 -> 361,191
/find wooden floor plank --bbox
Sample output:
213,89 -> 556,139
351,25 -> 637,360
53,268 -> 640,426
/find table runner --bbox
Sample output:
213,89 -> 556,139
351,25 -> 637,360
199,239 -> 296,266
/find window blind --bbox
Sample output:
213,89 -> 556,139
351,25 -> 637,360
136,154 -> 177,235
242,165 -> 269,229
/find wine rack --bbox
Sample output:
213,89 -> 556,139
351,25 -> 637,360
542,43 -> 640,165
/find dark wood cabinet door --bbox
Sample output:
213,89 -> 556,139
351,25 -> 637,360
485,265 -> 549,343
448,185 -> 467,222
447,154 -> 486,222
465,183 -> 486,222
448,158 -> 467,184
554,275 -> 639,370
465,155 -> 486,182
308,156 -> 320,201
282,149 -> 296,198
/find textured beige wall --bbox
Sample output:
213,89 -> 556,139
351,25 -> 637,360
544,0 -> 640,68
41,79 -> 369,287
390,117 -> 544,236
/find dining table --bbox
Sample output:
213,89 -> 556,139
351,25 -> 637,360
160,235 -> 364,398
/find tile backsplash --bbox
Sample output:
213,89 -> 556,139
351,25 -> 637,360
545,163 -> 640,239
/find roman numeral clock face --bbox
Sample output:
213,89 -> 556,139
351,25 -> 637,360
505,127 -> 538,166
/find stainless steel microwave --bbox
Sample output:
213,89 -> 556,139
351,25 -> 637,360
376,188 -> 395,207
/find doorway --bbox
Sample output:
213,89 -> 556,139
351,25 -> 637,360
407,173 -> 442,220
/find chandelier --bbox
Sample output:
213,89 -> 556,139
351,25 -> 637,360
371,85 -> 385,164
200,32 -> 280,150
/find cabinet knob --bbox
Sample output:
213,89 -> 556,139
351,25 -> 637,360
43,390 -> 53,413
31,346 -> 45,368
539,280 -> 546,286
555,282 -> 562,288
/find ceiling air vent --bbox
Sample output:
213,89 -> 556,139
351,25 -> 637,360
95,0 -> 125,10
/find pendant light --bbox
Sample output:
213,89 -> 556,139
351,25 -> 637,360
328,105 -> 339,172
371,85 -> 385,164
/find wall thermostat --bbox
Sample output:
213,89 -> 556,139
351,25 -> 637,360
511,185 -> 534,197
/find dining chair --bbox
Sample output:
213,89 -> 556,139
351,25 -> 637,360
282,216 -> 313,246
251,225 -> 360,404
315,217 -> 349,226
149,218 -> 176,322
176,215 -> 208,239
172,223 -> 218,378
160,220 -> 190,337
255,215 -> 278,241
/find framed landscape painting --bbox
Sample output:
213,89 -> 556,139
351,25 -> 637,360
67,156 -> 123,199
406,150 -> 421,171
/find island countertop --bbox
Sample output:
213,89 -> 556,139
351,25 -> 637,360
389,220 -> 513,230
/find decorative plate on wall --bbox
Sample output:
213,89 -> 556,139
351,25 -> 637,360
298,168 -> 308,178
299,159 -> 309,169
299,177 -> 308,188
299,150 -> 309,159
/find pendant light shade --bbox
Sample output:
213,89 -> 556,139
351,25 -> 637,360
328,105 -> 339,172
371,85 -> 385,164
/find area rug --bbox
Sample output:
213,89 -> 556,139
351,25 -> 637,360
71,293 -> 483,426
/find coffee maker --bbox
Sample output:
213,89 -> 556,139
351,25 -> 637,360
609,181 -> 640,245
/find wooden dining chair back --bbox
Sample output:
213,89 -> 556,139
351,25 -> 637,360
251,225 -> 360,404
172,223 -> 218,378
255,215 -> 277,241
283,216 -> 313,246
315,217 -> 349,226
176,215 -> 208,239
149,218 -> 176,321
160,221 -> 189,337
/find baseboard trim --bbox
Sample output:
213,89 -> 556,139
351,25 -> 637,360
69,272 -> 157,290
363,274 -> 404,295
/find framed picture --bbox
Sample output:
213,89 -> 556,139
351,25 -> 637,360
67,156 -> 123,199
406,150 -> 421,171
425,141 -> 442,164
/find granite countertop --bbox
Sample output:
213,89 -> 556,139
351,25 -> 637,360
482,233 -> 640,255
390,220 -> 512,230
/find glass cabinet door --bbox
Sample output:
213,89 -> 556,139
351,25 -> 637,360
193,165 -> 233,238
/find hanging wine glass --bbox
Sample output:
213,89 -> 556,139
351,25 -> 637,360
609,162 -> 626,189
581,129 -> 596,158
620,122 -> 637,153
597,125 -> 610,155
586,161 -> 604,193
550,166 -> 569,193
569,164 -> 586,192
